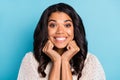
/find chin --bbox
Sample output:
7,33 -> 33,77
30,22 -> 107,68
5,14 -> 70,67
54,44 -> 67,49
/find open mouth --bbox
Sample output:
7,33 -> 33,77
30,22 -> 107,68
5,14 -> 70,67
54,37 -> 67,42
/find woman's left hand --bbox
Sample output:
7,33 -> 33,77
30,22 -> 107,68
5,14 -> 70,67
61,40 -> 80,62
61,40 -> 80,80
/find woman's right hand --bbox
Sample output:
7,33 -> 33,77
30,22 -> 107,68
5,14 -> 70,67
42,40 -> 61,63
43,40 -> 61,80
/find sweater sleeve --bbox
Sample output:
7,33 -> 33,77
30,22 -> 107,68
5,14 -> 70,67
80,53 -> 106,80
17,52 -> 40,80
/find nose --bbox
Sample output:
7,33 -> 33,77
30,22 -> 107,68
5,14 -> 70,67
56,25 -> 64,34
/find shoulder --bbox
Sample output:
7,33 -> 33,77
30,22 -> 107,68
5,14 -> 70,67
84,52 -> 104,71
21,52 -> 39,67
17,52 -> 40,80
23,52 -> 34,60
85,52 -> 99,63
18,52 -> 39,74
80,52 -> 106,80
22,52 -> 36,62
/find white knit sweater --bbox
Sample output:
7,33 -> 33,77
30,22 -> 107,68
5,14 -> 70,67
17,52 -> 106,80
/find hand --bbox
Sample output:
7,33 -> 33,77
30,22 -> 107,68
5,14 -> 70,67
62,40 -> 80,62
42,40 -> 61,62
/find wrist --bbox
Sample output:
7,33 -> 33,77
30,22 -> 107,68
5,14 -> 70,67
61,55 -> 70,63
61,58 -> 69,65
53,58 -> 61,65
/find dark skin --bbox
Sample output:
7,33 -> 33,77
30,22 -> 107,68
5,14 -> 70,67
42,12 -> 80,80
42,40 -> 80,80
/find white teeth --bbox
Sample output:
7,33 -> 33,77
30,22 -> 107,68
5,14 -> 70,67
55,38 -> 66,41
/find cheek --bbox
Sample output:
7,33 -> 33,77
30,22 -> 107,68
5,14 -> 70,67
48,29 -> 55,39
67,29 -> 74,39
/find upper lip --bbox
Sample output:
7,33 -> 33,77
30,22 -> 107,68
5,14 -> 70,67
54,36 -> 67,38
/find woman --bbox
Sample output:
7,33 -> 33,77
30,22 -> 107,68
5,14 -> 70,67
17,3 -> 106,80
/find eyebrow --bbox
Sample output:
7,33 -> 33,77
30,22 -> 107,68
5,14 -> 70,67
48,19 -> 72,22
48,19 -> 56,22
64,20 -> 72,22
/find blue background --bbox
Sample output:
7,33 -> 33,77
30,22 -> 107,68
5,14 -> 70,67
0,0 -> 120,80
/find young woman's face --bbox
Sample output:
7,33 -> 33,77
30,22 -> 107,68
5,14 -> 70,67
48,12 -> 74,49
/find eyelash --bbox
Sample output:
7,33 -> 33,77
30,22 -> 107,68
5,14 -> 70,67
48,23 -> 56,28
48,23 -> 72,28
64,23 -> 71,28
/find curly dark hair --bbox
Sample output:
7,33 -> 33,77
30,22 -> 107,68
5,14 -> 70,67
33,3 -> 88,80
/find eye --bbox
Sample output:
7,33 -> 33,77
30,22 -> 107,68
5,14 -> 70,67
64,23 -> 72,28
48,23 -> 56,28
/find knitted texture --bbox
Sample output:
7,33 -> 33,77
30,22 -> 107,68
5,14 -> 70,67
17,52 -> 106,80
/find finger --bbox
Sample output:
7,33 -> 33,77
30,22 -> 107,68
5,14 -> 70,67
68,40 -> 80,52
48,40 -> 54,49
42,40 -> 50,53
43,40 -> 54,54
67,41 -> 74,50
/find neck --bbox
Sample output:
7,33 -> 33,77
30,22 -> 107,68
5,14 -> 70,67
54,47 -> 66,55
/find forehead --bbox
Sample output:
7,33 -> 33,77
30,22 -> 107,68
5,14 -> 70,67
48,12 -> 72,21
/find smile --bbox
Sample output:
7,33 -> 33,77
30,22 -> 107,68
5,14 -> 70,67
55,37 -> 66,41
